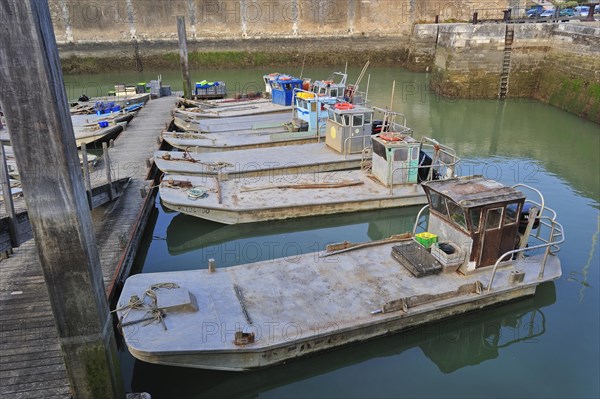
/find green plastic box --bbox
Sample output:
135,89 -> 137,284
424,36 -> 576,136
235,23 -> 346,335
415,232 -> 438,249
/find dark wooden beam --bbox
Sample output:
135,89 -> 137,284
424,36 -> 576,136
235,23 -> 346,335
0,145 -> 19,248
0,1 -> 125,397
177,16 -> 193,99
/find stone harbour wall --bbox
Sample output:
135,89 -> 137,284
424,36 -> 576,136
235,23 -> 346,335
423,22 -> 599,123
537,24 -> 600,123
47,0 -> 513,42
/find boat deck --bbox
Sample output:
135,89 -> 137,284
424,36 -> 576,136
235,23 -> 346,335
117,242 -> 561,370
198,112 -> 292,133
159,171 -> 427,224
154,143 -> 365,177
0,96 -> 174,398
174,102 -> 292,119
162,128 -> 322,152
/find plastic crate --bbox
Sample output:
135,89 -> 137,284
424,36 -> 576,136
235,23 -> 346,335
414,232 -> 438,249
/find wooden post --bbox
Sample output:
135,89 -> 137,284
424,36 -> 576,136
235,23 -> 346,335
102,142 -> 114,201
177,16 -> 193,99
585,4 -> 596,21
80,143 -> 93,209
0,145 -> 19,248
0,2 -> 125,398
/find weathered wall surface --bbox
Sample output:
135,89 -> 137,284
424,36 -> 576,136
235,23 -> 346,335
45,1 -> 597,121
430,23 -> 506,98
537,24 -> 600,122
48,0 -> 511,43
425,22 -> 600,122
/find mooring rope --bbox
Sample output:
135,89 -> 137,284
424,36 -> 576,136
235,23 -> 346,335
113,282 -> 180,330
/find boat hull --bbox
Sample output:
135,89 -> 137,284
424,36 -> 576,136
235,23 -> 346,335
174,102 -> 292,119
118,247 -> 561,371
126,283 -> 543,371
158,165 -> 432,224
75,125 -> 124,147
154,143 -> 365,178
162,131 -> 324,153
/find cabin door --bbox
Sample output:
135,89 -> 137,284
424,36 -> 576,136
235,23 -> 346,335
479,207 -> 504,267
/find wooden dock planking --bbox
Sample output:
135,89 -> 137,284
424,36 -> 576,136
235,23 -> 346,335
0,96 -> 175,398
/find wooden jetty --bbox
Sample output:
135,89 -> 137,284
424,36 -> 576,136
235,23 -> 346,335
0,96 -> 175,398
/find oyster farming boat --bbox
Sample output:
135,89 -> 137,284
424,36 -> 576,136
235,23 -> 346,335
154,103 -> 381,178
158,135 -> 459,224
116,176 -> 564,370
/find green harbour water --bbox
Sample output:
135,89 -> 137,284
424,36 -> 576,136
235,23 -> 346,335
66,66 -> 599,398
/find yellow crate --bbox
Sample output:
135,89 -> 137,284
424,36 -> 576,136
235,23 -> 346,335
415,232 -> 438,249
296,92 -> 315,99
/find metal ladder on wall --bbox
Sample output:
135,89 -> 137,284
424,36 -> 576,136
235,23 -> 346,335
499,25 -> 514,99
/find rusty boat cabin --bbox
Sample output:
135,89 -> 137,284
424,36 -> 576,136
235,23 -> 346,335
421,176 -> 540,272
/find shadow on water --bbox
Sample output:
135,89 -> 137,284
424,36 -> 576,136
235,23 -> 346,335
130,283 -> 556,399
165,206 -> 422,257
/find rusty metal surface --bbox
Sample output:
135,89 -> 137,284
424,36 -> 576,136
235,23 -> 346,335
422,175 -> 525,208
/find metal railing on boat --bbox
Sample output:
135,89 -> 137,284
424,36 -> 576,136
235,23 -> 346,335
388,137 -> 460,194
411,183 -> 565,292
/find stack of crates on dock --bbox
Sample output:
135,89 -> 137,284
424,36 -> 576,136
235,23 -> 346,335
113,84 -> 137,97
149,79 -> 162,99
148,76 -> 172,99
195,81 -> 226,99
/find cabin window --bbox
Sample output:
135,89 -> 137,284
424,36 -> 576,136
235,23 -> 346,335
393,148 -> 408,162
504,202 -> 520,225
311,102 -> 317,112
411,147 -> 419,160
334,113 -> 343,125
330,88 -> 338,98
470,208 -> 481,232
342,114 -> 350,126
328,110 -> 335,120
429,192 -> 448,217
447,200 -> 467,230
352,114 -> 364,127
364,113 -> 372,124
485,207 -> 503,230
284,84 -> 292,91
372,140 -> 387,160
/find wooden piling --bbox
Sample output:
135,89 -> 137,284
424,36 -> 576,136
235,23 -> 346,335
0,1 -> 125,398
80,143 -> 93,209
102,141 -> 114,200
177,16 -> 193,100
0,144 -> 19,248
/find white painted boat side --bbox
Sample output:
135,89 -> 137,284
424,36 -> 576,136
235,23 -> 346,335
161,129 -> 324,152
159,171 -> 427,224
198,113 -> 292,132
154,143 -> 364,177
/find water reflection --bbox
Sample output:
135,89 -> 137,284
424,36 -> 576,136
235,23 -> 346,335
129,283 -> 556,399
427,98 -> 599,200
165,206 -> 421,258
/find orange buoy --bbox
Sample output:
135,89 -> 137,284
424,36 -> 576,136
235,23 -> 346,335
380,133 -> 402,142
334,102 -> 354,110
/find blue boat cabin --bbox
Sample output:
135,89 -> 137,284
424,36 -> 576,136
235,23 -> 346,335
270,75 -> 303,106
